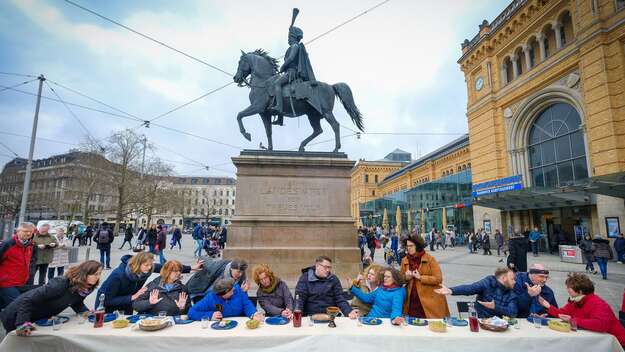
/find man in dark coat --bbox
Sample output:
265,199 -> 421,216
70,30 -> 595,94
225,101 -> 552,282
186,259 -> 249,303
294,256 -> 358,319
507,232 -> 529,272
513,264 -> 558,318
94,222 -> 114,269
119,225 -> 134,250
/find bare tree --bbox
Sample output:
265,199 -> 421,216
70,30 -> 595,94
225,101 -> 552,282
135,158 -> 180,225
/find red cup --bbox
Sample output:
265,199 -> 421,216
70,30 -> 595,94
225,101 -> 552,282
293,310 -> 302,328
94,311 -> 105,328
469,316 -> 479,332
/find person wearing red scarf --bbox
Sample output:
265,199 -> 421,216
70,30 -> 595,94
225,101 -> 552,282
539,273 -> 625,347
400,234 -> 449,318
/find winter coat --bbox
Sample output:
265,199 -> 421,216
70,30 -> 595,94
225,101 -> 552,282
94,228 -> 114,250
49,236 -> 70,268
256,279 -> 293,316
529,230 -> 541,242
513,272 -> 558,318
450,275 -> 518,318
495,233 -> 504,246
400,252 -> 450,318
592,239 -> 614,260
172,228 -> 182,240
33,233 -> 58,265
294,266 -> 352,316
220,228 -> 227,244
0,235 -> 36,288
188,284 -> 256,321
132,277 -> 190,316
192,225 -> 203,240
124,228 -> 134,241
146,228 -> 158,245
0,277 -> 89,333
349,279 -> 374,316
507,236 -> 528,272
351,285 -> 405,320
186,260 -> 246,299
95,254 -> 192,314
614,237 -> 625,253
482,234 -> 491,249
547,293 -> 625,346
156,229 -> 167,251
579,238 -> 594,254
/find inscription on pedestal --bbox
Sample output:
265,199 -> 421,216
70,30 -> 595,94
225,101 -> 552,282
261,181 -> 324,215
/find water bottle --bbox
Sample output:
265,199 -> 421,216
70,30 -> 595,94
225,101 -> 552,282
94,293 -> 105,328
293,294 -> 302,328
468,302 -> 479,332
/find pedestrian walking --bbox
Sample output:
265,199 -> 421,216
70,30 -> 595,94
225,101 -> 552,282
192,223 -> 204,257
529,227 -> 541,256
579,234 -> 597,274
614,233 -> 625,264
482,232 -> 492,255
94,222 -> 114,269
119,224 -> 134,250
170,225 -> 182,250
85,223 -> 94,246
507,232 -> 528,272
592,234 -> 614,280
136,226 -> 146,248
146,224 -> 158,254
70,224 -> 80,247
495,230 -> 504,256
156,225 -> 168,265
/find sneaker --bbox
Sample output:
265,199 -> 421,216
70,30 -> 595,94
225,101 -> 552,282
592,270 -> 598,275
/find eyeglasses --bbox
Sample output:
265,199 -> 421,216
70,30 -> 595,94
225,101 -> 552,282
318,263 -> 332,270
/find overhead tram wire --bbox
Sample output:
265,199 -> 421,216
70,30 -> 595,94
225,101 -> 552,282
0,131 -> 80,146
0,72 -> 37,79
0,141 -> 20,157
0,78 -> 38,94
62,0 -> 233,77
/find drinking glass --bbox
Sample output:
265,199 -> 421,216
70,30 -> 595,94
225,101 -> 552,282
52,317 -> 62,331
570,319 -> 577,331
533,316 -> 542,328
159,311 -> 167,318
308,315 -> 314,327
77,313 -> 87,325
201,317 -> 210,329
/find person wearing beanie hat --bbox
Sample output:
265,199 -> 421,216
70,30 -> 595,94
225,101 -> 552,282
188,278 -> 263,322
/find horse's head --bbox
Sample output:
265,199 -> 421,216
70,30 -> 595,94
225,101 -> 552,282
233,50 -> 251,86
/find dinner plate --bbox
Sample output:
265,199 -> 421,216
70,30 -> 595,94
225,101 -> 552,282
358,317 -> 383,325
527,316 -> 549,326
265,316 -> 289,325
211,320 -> 238,330
450,318 -> 468,326
311,313 -> 331,323
35,315 -> 70,326
406,317 -> 428,326
127,314 -> 152,323
88,313 -> 117,323
173,316 -> 193,325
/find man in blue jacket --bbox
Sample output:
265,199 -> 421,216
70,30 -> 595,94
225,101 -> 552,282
295,256 -> 359,319
529,227 -> 541,257
513,264 -> 558,318
188,278 -> 263,322
435,267 -> 518,318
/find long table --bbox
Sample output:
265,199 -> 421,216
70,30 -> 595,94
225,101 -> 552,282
1,317 -> 623,352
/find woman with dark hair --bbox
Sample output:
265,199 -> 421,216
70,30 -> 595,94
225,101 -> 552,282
539,273 -> 625,347
350,267 -> 405,324
0,260 -> 103,336
132,260 -> 190,316
400,234 -> 450,318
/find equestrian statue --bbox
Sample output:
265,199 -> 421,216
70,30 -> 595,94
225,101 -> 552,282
233,8 -> 364,152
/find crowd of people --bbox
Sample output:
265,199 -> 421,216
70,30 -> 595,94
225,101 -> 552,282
0,221 -> 623,347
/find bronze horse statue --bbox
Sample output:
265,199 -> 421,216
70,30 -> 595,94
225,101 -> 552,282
233,49 -> 364,152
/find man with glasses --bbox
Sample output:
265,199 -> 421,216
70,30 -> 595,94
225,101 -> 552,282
295,256 -> 358,319
513,264 -> 558,318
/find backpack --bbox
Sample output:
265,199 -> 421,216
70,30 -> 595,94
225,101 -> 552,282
98,229 -> 109,243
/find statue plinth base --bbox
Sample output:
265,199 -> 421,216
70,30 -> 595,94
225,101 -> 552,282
223,150 -> 360,288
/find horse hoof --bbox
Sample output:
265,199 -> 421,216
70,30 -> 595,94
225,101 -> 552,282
243,133 -> 251,141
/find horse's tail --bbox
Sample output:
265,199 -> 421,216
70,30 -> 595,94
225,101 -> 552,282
332,83 -> 364,132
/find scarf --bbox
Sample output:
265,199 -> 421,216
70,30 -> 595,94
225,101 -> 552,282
78,286 -> 94,297
569,295 -> 585,303
407,250 -> 425,271
259,276 -> 280,294
382,283 -> 399,290
125,264 -> 151,282
162,283 -> 177,292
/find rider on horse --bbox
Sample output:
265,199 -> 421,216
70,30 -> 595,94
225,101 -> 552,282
271,8 -> 316,126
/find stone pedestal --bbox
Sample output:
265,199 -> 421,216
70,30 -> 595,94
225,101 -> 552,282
223,150 -> 360,288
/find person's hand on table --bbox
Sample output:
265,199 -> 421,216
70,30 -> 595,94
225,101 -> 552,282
477,300 -> 495,310
391,316 -> 405,325
348,310 -> 359,320
558,314 -> 571,322
16,322 -> 35,336
538,295 -> 551,309
434,285 -> 452,295
252,312 -> 264,322
131,286 -> 147,301
281,309 -> 293,319
211,311 -> 223,321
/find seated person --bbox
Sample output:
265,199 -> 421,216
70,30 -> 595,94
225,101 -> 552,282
132,260 -> 190,316
539,273 -> 625,347
294,256 -> 358,319
349,264 -> 382,316
351,267 -> 405,324
188,278 -> 263,322
253,264 -> 293,318
96,252 -> 201,314
513,264 -> 558,318
435,267 -> 518,318
0,261 -> 102,336
187,259 -> 249,303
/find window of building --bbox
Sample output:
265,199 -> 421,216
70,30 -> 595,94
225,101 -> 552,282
616,0 -> 625,11
528,103 -> 588,188
374,175 -> 378,183
364,174 -> 369,183
372,190 -> 375,196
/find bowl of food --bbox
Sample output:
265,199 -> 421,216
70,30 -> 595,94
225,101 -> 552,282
311,313 -> 331,323
548,320 -> 571,332
179,315 -> 188,321
112,318 -> 129,329
246,319 -> 260,329
428,320 -> 447,333
138,318 -> 170,331
479,317 -> 509,332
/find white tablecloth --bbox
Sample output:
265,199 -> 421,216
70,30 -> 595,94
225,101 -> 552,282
1,317 -> 623,352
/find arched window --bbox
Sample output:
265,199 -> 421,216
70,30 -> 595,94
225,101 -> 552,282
528,103 -> 588,188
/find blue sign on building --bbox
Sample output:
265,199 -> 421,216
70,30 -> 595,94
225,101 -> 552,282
472,175 -> 523,197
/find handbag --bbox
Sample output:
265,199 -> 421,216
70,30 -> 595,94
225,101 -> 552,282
132,243 -> 145,253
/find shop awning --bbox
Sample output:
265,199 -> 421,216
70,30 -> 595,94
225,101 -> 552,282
472,171 -> 625,211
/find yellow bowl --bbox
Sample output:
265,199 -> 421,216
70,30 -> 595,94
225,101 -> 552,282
112,319 -> 129,328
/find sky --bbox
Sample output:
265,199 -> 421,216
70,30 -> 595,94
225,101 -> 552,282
0,0 -> 511,178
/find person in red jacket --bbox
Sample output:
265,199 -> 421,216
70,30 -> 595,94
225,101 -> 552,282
539,273 -> 625,347
0,222 -> 37,309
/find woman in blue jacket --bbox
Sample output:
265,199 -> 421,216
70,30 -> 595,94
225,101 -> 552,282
188,278 -> 264,322
350,267 -> 406,325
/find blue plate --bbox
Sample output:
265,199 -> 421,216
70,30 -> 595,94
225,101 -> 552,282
127,314 -> 152,323
88,313 -> 117,323
406,317 -> 428,326
35,315 -> 70,327
450,318 -> 468,326
527,316 -> 549,326
358,317 -> 383,325
265,316 -> 289,325
211,320 -> 238,330
174,316 -> 193,325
